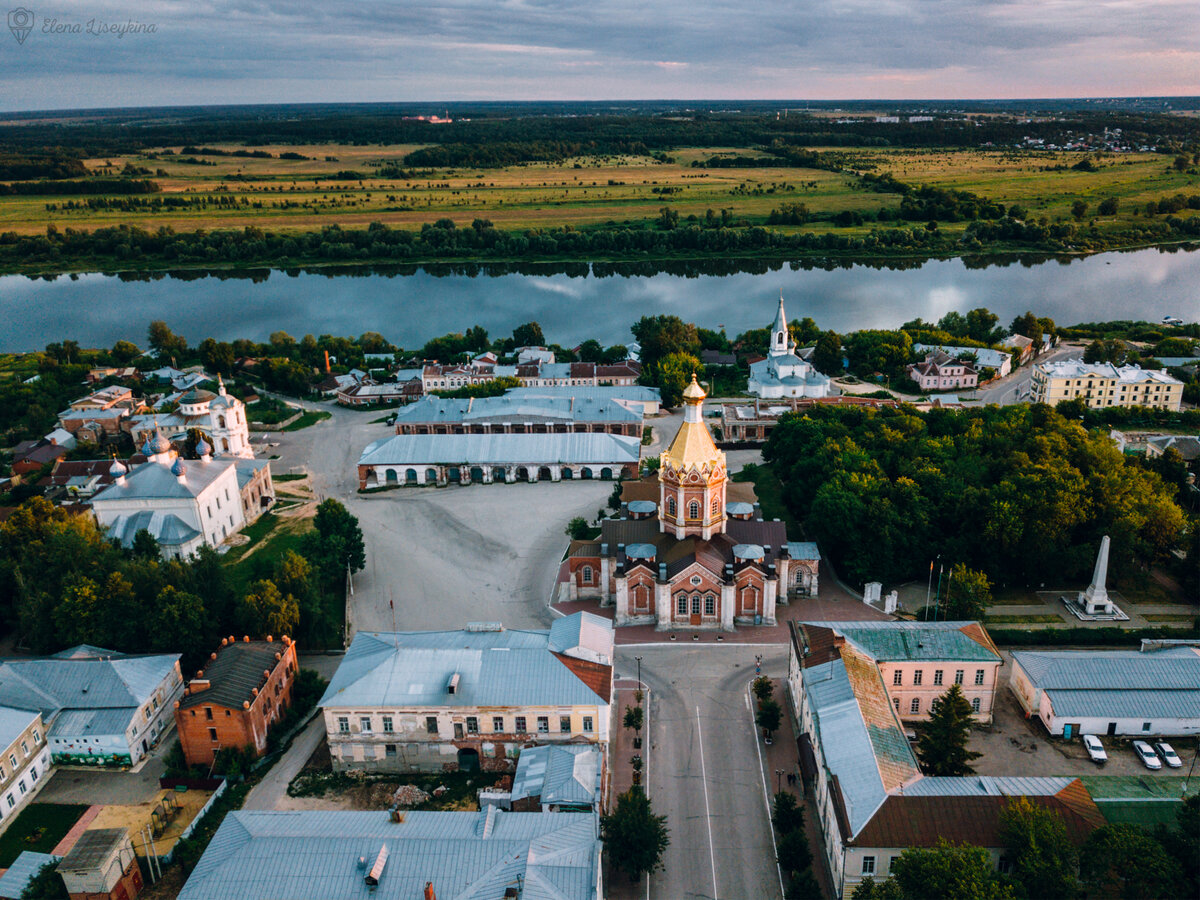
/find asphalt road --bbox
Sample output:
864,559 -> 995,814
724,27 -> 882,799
630,644 -> 787,900
974,343 -> 1079,405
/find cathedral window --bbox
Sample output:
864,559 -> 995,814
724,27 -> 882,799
667,497 -> 676,516
712,498 -> 719,515
581,566 -> 593,584
704,594 -> 715,616
691,595 -> 701,615
688,501 -> 699,519
676,593 -> 687,615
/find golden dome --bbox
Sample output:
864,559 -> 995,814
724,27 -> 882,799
661,375 -> 724,471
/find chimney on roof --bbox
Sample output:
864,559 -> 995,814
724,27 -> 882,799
658,562 -> 667,581
447,673 -> 460,695
364,844 -> 389,886
189,679 -> 210,694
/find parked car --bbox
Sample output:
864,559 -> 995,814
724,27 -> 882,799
1132,740 -> 1162,770
1082,734 -> 1107,765
1154,742 -> 1183,768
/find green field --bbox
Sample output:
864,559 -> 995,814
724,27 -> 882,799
5,143 -> 1196,245
0,803 -> 88,867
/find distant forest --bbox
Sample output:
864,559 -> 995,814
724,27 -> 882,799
1,104 -> 1198,166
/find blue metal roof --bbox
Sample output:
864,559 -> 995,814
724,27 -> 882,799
320,615 -> 612,710
178,810 -> 600,900
0,706 -> 38,756
0,852 -> 60,900
786,541 -> 820,560
511,745 -> 602,807
393,395 -> 641,425
0,653 -> 179,722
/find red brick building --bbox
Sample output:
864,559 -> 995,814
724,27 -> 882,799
174,635 -> 299,766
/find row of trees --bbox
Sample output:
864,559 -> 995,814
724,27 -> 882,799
854,794 -> 1199,900
11,204 -> 1198,274
0,496 -> 364,669
762,403 -> 1187,587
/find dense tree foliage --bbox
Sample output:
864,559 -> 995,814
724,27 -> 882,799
0,496 -> 362,664
852,840 -> 1014,900
1079,824 -> 1183,900
601,788 -> 670,881
763,404 -> 1185,586
998,797 -> 1078,900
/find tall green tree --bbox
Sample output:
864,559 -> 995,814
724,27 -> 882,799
242,579 -> 300,638
917,685 -> 982,776
889,840 -> 1015,900
940,564 -> 991,620
631,315 -> 700,372
601,788 -> 670,881
655,351 -> 703,407
812,330 -> 843,376
311,499 -> 367,574
1079,824 -> 1182,900
756,698 -> 783,738
147,320 -> 187,361
998,796 -> 1078,900
512,321 -> 545,347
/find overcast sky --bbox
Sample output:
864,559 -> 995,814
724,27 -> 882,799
0,0 -> 1196,112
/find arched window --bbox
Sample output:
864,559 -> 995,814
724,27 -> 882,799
712,498 -> 719,515
676,593 -> 688,615
688,500 -> 700,519
667,497 -> 677,516
704,594 -> 716,616
217,416 -> 226,429
581,565 -> 593,585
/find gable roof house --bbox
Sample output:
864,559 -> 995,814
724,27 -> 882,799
1009,645 -> 1200,737
788,622 -> 1103,897
319,613 -> 614,774
0,647 -> 183,768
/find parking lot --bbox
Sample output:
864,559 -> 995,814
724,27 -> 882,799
968,660 -> 1197,779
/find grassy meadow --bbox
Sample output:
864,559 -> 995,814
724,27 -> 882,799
0,143 -> 1193,242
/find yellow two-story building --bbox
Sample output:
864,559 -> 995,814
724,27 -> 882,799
1030,360 -> 1183,410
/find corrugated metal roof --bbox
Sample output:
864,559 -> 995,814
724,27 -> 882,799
50,707 -> 134,739
824,621 -> 1002,663
507,385 -> 660,403
1046,689 -> 1200,719
393,395 -> 641,425
177,810 -> 599,900
0,706 -> 38,753
787,541 -> 821,560
1012,648 -> 1200,690
511,745 -> 602,807
359,433 -> 641,467
320,615 -> 612,709
91,455 -> 236,502
0,654 -> 178,722
103,510 -> 202,547
903,776 -> 1074,797
178,642 -> 285,711
0,852 -> 60,900
59,829 -> 126,869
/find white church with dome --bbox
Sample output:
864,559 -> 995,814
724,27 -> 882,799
125,376 -> 254,459
748,296 -> 833,399
90,430 -> 273,559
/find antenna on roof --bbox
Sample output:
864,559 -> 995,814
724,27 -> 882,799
389,588 -> 399,650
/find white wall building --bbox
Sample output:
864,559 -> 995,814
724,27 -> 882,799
0,646 -> 183,768
126,376 -> 254,459
748,296 -> 833,399
91,432 -> 270,559
1030,359 -> 1184,410
1009,644 -> 1200,737
0,708 -> 51,835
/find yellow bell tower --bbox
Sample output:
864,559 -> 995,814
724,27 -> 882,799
659,375 -> 727,540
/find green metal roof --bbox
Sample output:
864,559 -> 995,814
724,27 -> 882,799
826,621 -> 1001,663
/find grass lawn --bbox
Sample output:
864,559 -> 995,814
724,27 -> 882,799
281,411 -> 331,431
222,512 -> 315,596
0,803 -> 89,867
988,590 -> 1045,606
984,614 -> 1064,624
1140,613 -> 1197,623
732,462 -> 802,540
272,473 -> 307,483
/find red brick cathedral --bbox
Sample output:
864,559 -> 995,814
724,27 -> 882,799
561,376 -> 819,630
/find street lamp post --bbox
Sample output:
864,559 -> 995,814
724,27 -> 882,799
755,654 -> 762,676
635,656 -> 643,749
776,768 -> 784,794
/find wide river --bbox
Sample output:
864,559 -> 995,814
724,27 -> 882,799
1,248 -> 1197,351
